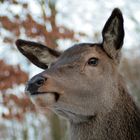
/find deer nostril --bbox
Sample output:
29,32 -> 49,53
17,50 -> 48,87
35,77 -> 46,87
25,76 -> 47,95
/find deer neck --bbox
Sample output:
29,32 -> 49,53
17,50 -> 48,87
69,86 -> 140,140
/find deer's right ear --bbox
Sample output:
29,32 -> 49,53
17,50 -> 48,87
16,39 -> 61,69
102,8 -> 124,63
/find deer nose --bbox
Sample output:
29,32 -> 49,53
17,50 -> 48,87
25,75 -> 46,95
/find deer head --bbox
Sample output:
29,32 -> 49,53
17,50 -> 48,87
16,8 -> 124,123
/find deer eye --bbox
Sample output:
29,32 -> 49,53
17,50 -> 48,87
88,57 -> 98,66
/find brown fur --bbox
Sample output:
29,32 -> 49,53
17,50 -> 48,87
70,76 -> 140,140
16,8 -> 140,140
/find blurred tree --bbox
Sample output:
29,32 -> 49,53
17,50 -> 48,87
0,0 -> 140,140
0,0 -> 77,140
121,54 -> 140,102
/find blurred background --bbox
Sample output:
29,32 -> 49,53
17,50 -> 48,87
0,0 -> 140,140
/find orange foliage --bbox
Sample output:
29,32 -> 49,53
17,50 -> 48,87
0,60 -> 28,90
0,1 -> 77,121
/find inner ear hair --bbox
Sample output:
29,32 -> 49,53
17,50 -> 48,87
101,8 -> 124,63
102,8 -> 124,50
16,39 -> 60,69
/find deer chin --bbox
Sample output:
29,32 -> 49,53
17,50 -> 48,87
30,92 -> 60,107
54,108 -> 95,123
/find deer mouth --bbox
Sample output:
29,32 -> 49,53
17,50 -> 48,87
30,92 -> 60,101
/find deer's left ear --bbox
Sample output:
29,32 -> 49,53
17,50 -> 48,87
16,39 -> 61,69
102,8 -> 124,63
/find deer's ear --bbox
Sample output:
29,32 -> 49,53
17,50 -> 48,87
102,8 -> 124,62
16,39 -> 61,69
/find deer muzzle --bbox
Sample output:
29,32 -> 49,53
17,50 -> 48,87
25,74 -> 60,105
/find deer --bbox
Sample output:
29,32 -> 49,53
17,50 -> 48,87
15,8 -> 140,140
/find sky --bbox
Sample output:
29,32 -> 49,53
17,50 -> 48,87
0,1 -> 140,139
0,0 -> 139,94
0,0 -> 139,100
56,0 -> 140,50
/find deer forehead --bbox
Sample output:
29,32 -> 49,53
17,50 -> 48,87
58,44 -> 107,64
